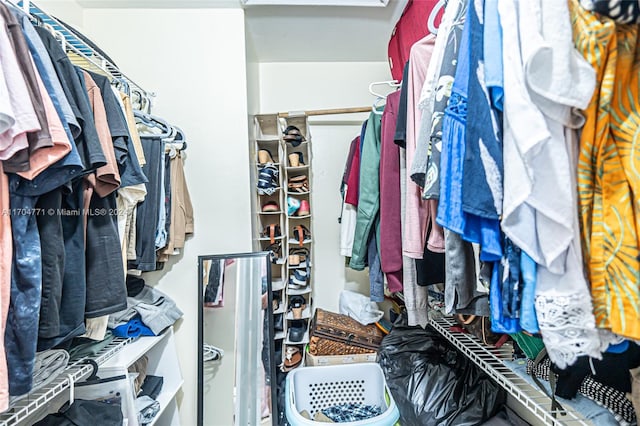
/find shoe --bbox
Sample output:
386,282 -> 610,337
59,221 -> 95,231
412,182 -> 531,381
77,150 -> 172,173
288,320 -> 306,343
289,295 -> 306,319
298,199 -> 310,216
257,164 -> 279,195
265,241 -> 282,264
288,269 -> 308,287
283,125 -> 306,147
288,248 -> 309,266
288,175 -> 309,193
288,152 -> 305,167
292,225 -> 311,246
287,196 -> 301,216
282,345 -> 302,372
272,292 -> 281,312
260,223 -> 281,244
261,201 -> 279,213
258,149 -> 275,164
274,313 -> 284,332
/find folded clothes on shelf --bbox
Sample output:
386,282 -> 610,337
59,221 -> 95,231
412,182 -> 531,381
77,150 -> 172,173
68,332 -> 115,360
112,317 -> 155,338
135,395 -> 160,425
140,375 -> 163,400
502,359 -> 622,425
33,399 -> 123,426
526,357 -> 637,424
108,284 -> 183,335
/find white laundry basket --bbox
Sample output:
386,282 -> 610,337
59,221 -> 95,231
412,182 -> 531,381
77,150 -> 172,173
285,363 -> 400,426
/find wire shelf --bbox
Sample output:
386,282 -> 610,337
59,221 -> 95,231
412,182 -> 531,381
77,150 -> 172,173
429,316 -> 591,426
0,336 -> 133,426
14,1 -> 152,100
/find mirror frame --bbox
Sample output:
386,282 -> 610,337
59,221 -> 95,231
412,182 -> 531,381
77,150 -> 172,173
197,251 -> 277,425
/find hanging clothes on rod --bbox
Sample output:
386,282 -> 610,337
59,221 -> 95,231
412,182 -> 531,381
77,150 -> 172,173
0,1 -> 193,411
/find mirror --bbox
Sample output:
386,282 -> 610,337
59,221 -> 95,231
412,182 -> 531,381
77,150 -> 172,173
198,252 -> 277,425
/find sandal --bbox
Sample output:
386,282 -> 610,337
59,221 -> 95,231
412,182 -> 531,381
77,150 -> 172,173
288,152 -> 305,167
288,269 -> 309,288
272,292 -> 281,312
289,295 -> 306,319
288,175 -> 309,193
257,164 -> 279,195
292,225 -> 311,246
261,201 -> 279,213
282,345 -> 302,372
258,149 -> 275,164
283,125 -> 306,147
265,241 -> 282,264
288,320 -> 306,343
260,223 -> 281,244
288,248 -> 309,266
298,199 -> 310,216
287,196 -> 301,216
274,313 -> 284,332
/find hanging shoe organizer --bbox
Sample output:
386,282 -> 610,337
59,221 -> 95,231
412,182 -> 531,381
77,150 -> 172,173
252,113 -> 314,371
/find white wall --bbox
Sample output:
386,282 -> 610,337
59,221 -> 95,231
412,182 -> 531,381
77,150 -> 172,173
30,0 -> 84,27
82,9 -> 252,426
258,61 -> 392,312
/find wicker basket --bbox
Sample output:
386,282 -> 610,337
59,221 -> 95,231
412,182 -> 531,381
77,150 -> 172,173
309,309 -> 383,356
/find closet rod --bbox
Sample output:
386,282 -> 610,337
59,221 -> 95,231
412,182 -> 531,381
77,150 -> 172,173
278,106 -> 371,118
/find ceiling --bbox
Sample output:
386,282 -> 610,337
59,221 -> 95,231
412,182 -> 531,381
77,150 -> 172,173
67,0 -> 408,62
244,0 -> 407,62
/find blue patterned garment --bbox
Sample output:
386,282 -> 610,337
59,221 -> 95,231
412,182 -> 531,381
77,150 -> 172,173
435,4 -> 471,235
461,0 -> 503,262
422,0 -> 468,198
321,403 -> 383,423
436,2 -> 501,262
491,260 -> 520,334
483,0 -> 504,110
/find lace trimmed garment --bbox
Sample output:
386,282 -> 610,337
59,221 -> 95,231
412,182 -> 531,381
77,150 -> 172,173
570,0 -> 640,342
498,0 -> 602,368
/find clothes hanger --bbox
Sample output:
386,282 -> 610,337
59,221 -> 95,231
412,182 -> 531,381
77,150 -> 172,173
428,0 -> 446,35
113,78 -> 130,97
369,80 -> 399,115
134,110 -> 173,139
368,80 -> 401,99
168,125 -> 187,152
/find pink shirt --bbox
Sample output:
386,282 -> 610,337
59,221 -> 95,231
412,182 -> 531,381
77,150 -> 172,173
404,35 -> 435,259
0,163 -> 11,411
17,58 -> 71,180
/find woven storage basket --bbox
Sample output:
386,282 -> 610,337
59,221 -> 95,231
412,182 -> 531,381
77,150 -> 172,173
309,309 -> 383,356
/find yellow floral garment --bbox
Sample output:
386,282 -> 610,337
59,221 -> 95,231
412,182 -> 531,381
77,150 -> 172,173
570,0 -> 640,340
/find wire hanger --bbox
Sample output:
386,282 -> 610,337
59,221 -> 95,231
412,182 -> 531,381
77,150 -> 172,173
428,0 -> 446,35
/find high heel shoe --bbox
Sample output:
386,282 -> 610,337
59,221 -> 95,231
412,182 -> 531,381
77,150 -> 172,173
289,295 -> 306,319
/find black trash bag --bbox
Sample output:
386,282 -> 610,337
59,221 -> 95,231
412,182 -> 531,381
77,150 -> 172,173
378,324 -> 506,425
